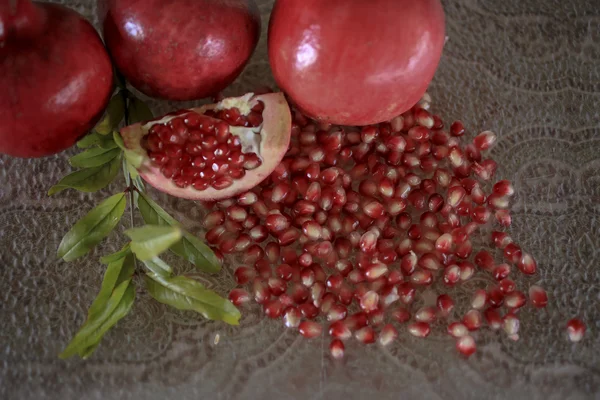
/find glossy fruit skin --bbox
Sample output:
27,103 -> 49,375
99,0 -> 261,101
0,1 -> 113,158
268,0 -> 446,126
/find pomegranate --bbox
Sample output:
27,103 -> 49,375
268,0 -> 446,126
120,92 -> 291,200
0,0 -> 113,158
98,0 -> 261,101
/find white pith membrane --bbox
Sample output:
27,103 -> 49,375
121,92 -> 292,200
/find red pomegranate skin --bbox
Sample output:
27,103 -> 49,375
99,0 -> 261,101
0,1 -> 114,158
268,0 -> 446,126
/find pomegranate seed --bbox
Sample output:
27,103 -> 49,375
492,231 -> 512,249
278,228 -> 301,246
487,193 -> 509,209
415,306 -> 437,323
471,206 -> 492,224
363,200 -> 385,218
437,294 -> 455,316
264,299 -> 284,318
487,287 -> 504,308
408,322 -> 431,338
365,263 -> 388,281
359,291 -> 379,312
495,209 -> 511,227
493,180 -> 514,196
456,335 -> 476,357
459,261 -> 475,281
498,278 -> 516,294
505,290 -> 526,309
234,266 -> 255,285
226,205 -> 247,222
299,303 -> 319,319
503,313 -> 520,336
228,289 -> 250,306
268,277 -> 286,296
473,130 -> 496,150
455,240 -> 473,259
443,264 -> 461,286
471,289 -> 487,310
329,339 -> 345,359
493,263 -> 511,280
482,308 -> 502,330
298,321 -> 322,339
418,252 -> 442,271
327,304 -> 347,322
518,253 -> 537,275
355,326 -> 376,344
282,307 -> 301,328
528,285 -> 548,308
447,186 -> 466,208
359,231 -> 378,254
379,324 -> 398,346
411,269 -> 433,285
474,250 -> 495,271
255,259 -> 271,279
265,242 -> 280,263
503,243 -> 522,263
463,310 -> 482,331
450,121 -> 465,136
566,318 -> 586,342
204,210 -> 225,229
253,279 -> 270,304
448,322 -> 468,338
308,282 -> 324,306
329,320 -> 352,340
435,233 -> 453,253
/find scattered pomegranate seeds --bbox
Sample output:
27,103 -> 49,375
214,93 -> 564,359
566,318 -> 586,342
456,335 -> 477,357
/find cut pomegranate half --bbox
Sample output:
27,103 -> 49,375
121,92 -> 292,200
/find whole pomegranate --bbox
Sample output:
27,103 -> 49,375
99,0 -> 261,101
0,0 -> 114,158
121,92 -> 292,200
268,0 -> 446,126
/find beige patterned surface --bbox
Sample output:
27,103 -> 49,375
1,0 -> 599,399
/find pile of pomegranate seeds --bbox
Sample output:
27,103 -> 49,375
142,103 -> 264,190
201,94 -> 585,358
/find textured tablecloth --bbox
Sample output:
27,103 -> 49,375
1,1 -> 599,399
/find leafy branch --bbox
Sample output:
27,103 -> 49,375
53,87 -> 240,360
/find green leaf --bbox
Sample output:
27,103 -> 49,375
137,192 -> 221,273
100,243 -> 131,264
95,94 -> 125,135
125,225 -> 182,261
113,131 -> 127,151
88,252 -> 135,319
128,97 -> 153,124
59,281 -> 135,359
48,155 -> 121,195
69,147 -> 121,168
145,274 -> 240,325
141,257 -> 173,276
77,132 -> 117,149
57,193 -> 127,261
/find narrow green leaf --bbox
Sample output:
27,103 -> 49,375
137,192 -> 220,273
88,252 -> 135,319
77,132 -> 116,149
133,175 -> 145,193
142,257 -> 173,276
145,274 -> 240,325
100,243 -> 131,264
57,193 -> 127,261
129,97 -> 154,124
125,225 -> 182,261
69,147 -> 121,168
95,94 -> 125,135
48,155 -> 121,195
59,281 -> 135,359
